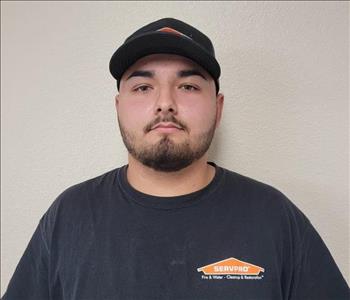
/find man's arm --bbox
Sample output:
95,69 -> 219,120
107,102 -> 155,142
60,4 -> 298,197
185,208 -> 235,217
2,221 -> 50,300
290,222 -> 349,299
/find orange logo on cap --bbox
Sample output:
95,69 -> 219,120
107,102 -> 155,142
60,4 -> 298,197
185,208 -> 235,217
157,27 -> 183,36
157,27 -> 191,40
197,257 -> 265,275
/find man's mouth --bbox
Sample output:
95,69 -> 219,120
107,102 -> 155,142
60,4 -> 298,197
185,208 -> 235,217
151,122 -> 183,130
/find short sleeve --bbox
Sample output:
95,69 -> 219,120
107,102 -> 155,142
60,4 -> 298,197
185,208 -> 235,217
2,219 -> 50,300
290,222 -> 349,300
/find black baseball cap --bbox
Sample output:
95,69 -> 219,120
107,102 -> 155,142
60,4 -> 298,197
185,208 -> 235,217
109,18 -> 221,93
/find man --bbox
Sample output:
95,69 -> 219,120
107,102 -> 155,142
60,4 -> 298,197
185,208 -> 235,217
3,18 -> 349,300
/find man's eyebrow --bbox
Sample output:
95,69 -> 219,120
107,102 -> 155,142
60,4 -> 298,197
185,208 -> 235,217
126,70 -> 154,80
177,69 -> 207,80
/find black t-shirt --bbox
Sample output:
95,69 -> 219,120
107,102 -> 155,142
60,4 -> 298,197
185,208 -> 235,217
3,163 -> 349,299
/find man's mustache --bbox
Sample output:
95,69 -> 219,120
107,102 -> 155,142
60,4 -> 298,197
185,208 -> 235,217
144,116 -> 188,133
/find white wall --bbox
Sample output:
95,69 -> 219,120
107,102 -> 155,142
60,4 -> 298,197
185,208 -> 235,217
1,1 -> 348,293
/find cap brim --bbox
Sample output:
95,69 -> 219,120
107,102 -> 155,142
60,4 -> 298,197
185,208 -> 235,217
109,32 -> 221,82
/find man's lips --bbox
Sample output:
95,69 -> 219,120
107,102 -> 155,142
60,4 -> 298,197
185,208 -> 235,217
151,122 -> 183,131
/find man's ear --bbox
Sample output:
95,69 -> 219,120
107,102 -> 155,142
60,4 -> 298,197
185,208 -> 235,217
215,93 -> 224,128
115,94 -> 119,111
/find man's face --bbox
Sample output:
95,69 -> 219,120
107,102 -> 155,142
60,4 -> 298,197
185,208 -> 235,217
115,54 -> 224,172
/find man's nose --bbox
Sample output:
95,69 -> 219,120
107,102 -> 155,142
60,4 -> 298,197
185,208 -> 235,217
153,86 -> 178,115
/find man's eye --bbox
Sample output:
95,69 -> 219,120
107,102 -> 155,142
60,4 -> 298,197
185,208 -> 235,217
133,85 -> 152,92
180,84 -> 199,91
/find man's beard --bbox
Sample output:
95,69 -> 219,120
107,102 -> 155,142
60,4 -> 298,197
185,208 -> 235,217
118,115 -> 216,172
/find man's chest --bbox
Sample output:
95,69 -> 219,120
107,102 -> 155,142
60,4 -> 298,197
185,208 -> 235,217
51,211 -> 288,300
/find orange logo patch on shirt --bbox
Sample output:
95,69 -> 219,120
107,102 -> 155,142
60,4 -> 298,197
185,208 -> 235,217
197,257 -> 265,276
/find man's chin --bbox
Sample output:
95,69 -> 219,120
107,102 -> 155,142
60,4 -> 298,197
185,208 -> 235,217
146,131 -> 184,143
143,134 -> 185,147
121,124 -> 215,172
138,156 -> 195,172
130,139 -> 196,172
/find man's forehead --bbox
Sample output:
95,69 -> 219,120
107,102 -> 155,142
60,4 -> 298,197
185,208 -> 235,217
122,54 -> 210,79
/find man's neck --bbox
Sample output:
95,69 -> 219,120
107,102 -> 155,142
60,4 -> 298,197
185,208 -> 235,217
126,155 -> 216,197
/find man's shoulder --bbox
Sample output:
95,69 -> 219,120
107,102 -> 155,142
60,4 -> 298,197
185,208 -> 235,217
43,166 -> 123,217
59,166 -> 121,199
74,166 -> 121,190
220,165 -> 309,224
221,166 -> 286,199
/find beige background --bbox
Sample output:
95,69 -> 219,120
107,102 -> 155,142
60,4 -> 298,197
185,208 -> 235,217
1,1 -> 349,293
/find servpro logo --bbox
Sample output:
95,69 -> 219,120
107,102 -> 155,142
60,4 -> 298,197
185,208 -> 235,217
197,257 -> 265,280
